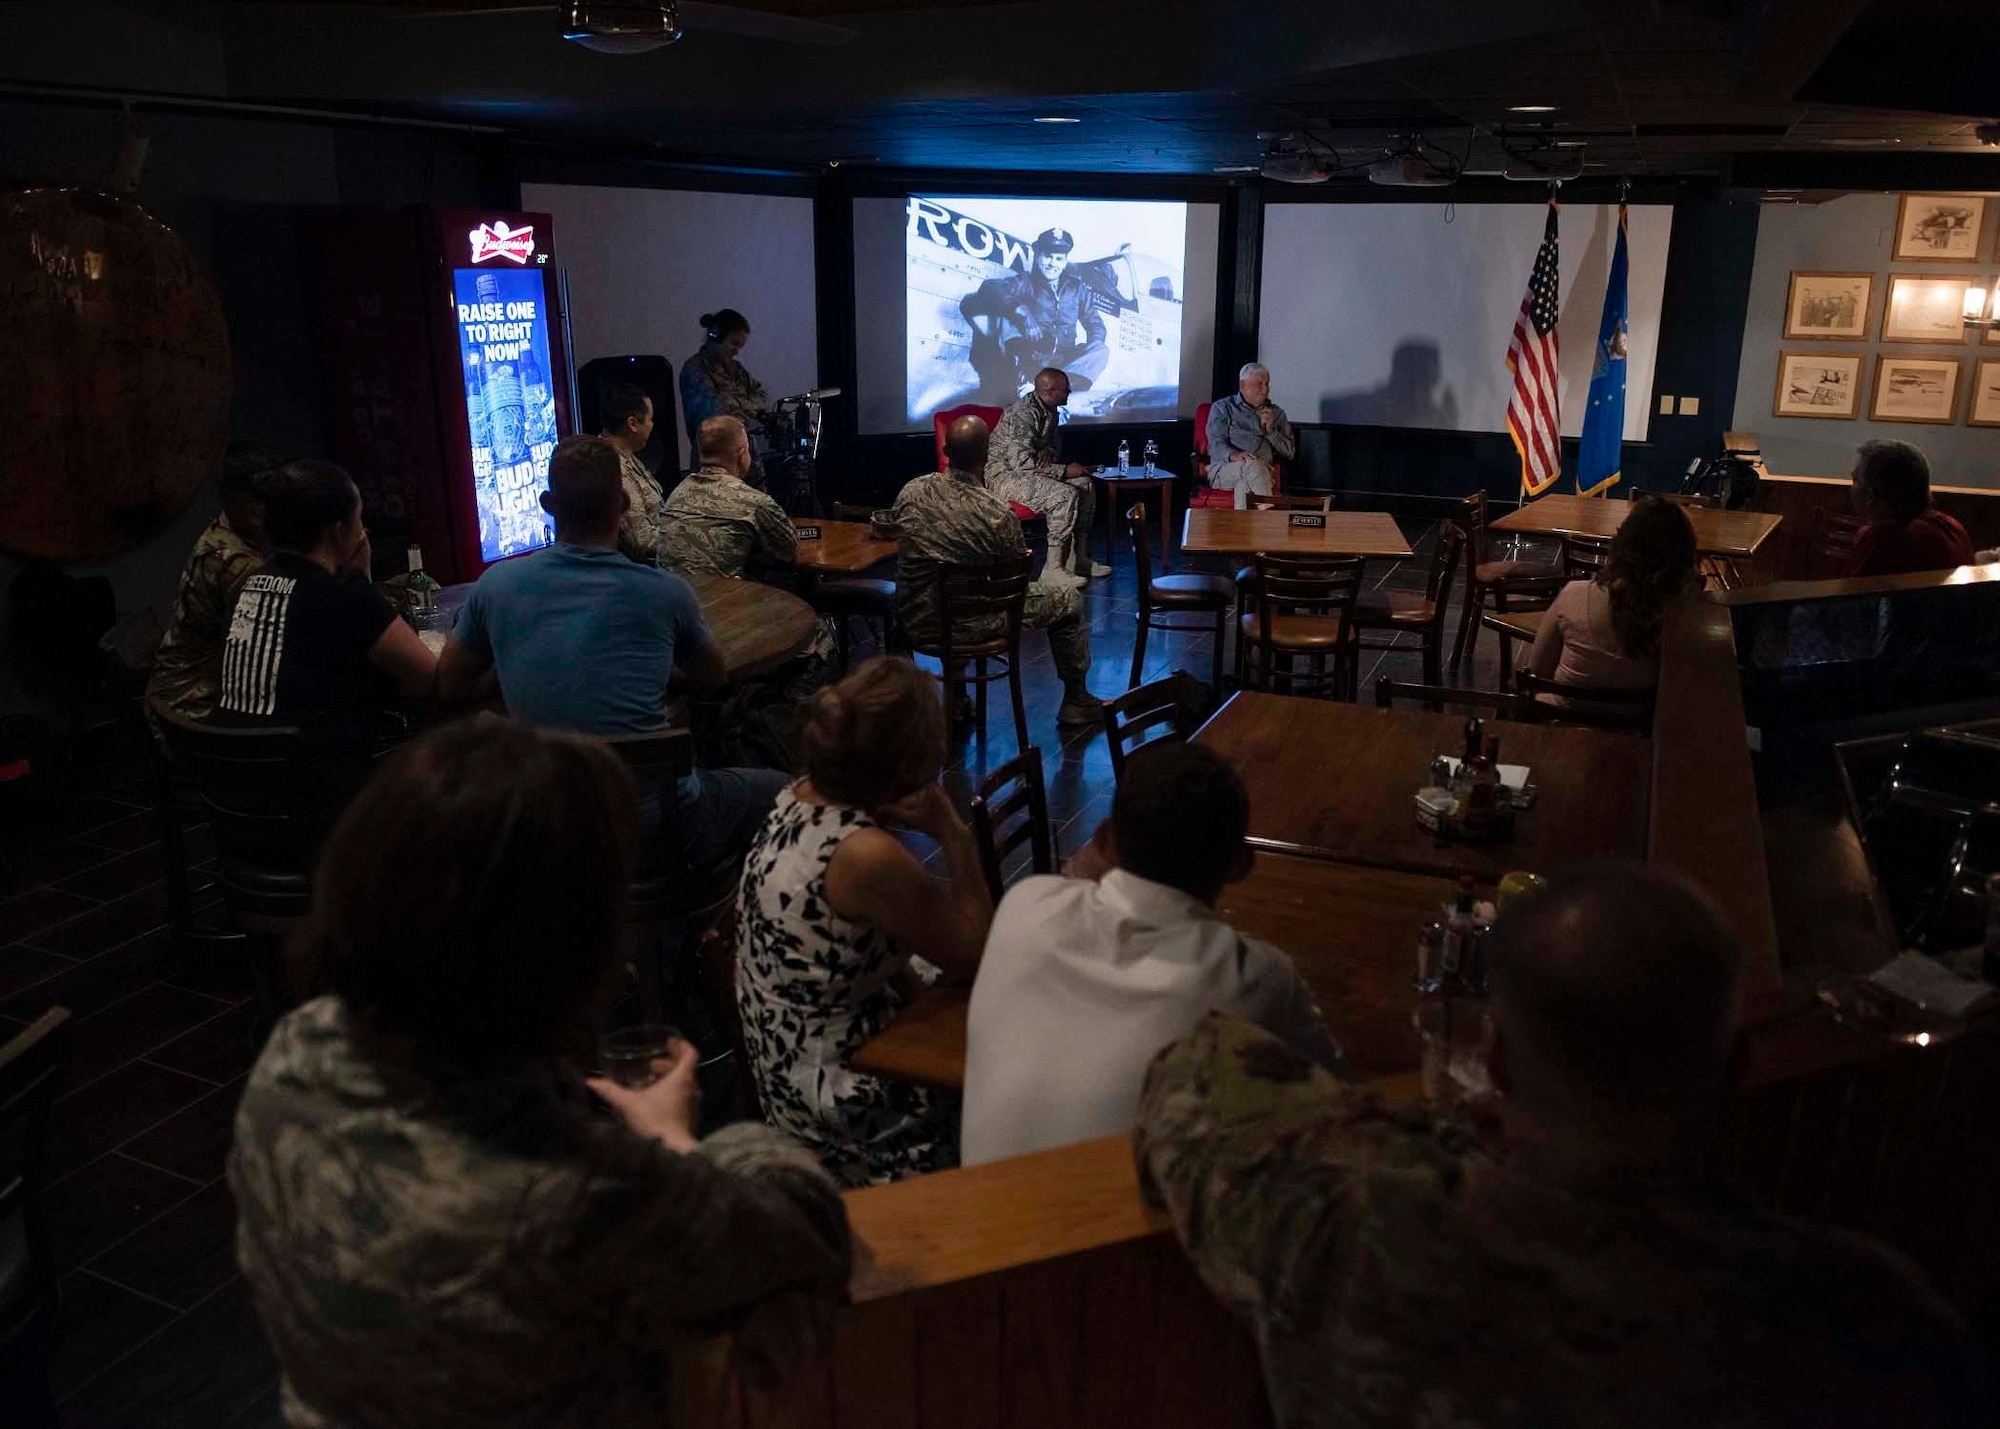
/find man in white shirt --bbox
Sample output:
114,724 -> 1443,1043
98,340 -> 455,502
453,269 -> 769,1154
961,743 -> 1342,1166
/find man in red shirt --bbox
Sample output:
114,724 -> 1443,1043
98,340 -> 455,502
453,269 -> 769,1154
1845,439 -> 1974,578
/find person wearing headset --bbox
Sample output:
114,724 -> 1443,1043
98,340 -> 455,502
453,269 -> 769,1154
680,308 -> 775,489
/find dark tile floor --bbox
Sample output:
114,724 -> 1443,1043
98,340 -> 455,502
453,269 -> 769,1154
3,512 -> 1521,1427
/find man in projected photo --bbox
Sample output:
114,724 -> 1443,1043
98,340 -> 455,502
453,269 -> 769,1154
1205,363 -> 1297,508
988,368 -> 1110,586
960,228 -> 1110,401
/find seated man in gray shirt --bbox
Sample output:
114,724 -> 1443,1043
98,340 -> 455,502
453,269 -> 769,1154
1205,362 -> 1297,508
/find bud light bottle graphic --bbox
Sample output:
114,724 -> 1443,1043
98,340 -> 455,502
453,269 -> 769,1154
463,349 -> 493,478
518,346 -> 556,449
486,362 -> 527,467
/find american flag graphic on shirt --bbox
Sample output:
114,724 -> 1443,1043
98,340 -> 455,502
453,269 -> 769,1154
1505,201 -> 1563,497
220,573 -> 296,717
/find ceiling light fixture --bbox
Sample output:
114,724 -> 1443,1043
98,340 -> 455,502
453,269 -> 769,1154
562,0 -> 681,54
1507,104 -> 1557,114
1033,116 -> 1081,124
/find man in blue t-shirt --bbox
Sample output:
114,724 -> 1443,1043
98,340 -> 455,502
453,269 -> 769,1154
440,435 -> 786,873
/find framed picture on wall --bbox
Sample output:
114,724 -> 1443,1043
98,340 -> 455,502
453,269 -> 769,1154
1969,360 -> 2000,428
1783,272 -> 1874,340
1773,351 -> 1864,418
1883,275 -> 1977,342
1870,355 -> 1961,424
1893,195 -> 1987,261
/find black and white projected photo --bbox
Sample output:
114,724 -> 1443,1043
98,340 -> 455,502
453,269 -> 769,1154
905,195 -> 1188,423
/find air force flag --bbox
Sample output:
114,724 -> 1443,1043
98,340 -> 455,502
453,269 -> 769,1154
1576,204 -> 1629,496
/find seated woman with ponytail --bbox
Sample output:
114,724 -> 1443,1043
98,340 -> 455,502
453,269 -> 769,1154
1525,494 -> 1700,704
735,657 -> 993,1186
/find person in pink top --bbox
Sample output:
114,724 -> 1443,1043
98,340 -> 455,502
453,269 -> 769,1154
1526,496 -> 1699,703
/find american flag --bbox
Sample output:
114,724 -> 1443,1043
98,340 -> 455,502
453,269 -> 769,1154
1505,201 -> 1563,497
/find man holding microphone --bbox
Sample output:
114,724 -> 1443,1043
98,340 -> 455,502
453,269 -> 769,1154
1206,362 -> 1296,508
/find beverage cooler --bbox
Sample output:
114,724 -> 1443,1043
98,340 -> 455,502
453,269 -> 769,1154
308,207 -> 576,584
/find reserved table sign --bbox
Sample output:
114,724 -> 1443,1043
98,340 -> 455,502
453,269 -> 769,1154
1288,513 -> 1327,529
795,524 -> 823,540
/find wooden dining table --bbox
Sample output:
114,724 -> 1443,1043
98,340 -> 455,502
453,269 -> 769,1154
1193,691 -> 1652,882
788,518 -> 898,575
683,572 -> 822,682
1491,492 -> 1783,560
846,850 -> 1464,1093
1181,507 -> 1414,559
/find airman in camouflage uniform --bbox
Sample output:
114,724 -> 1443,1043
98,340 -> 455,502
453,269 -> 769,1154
891,434 -> 1099,727
614,445 -> 667,567
147,443 -> 286,723
681,332 -> 773,488
660,466 -> 798,579
230,994 -> 853,1429
1136,866 -> 1992,1429
987,371 -> 1106,584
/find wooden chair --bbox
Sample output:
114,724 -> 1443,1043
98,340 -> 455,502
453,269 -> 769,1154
153,710 -> 377,1021
0,1008 -> 72,1429
1354,522 -> 1467,689
810,504 -> 899,668
1102,671 -> 1208,781
602,728 -> 737,1026
1451,490 -> 1563,673
1374,677 -> 1529,719
1127,502 -> 1232,691
1514,669 -> 1656,733
1239,554 -> 1365,700
968,747 -> 1055,902
906,553 -> 1033,748
1812,505 -> 1866,576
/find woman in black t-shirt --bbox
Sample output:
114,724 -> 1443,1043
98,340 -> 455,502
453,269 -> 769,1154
219,460 -> 439,735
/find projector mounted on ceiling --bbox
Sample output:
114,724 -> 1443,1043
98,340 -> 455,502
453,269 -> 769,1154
387,0 -> 856,50
1366,153 -> 1456,187
1262,151 -> 1332,185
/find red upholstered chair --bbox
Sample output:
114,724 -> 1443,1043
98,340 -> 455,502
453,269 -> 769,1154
1190,399 -> 1283,509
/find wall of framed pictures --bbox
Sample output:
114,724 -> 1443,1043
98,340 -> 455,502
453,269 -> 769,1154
1733,192 -> 1999,485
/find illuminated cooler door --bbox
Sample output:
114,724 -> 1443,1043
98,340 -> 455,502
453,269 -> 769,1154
452,264 -> 561,564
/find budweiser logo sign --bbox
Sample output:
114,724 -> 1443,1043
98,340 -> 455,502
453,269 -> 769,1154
468,221 -> 535,265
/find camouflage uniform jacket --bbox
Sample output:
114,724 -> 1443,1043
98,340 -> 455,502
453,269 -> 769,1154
891,468 -> 1026,648
1135,1015 -> 1994,1429
679,347 -> 771,431
986,393 -> 1064,497
660,465 -> 799,579
615,445 -> 667,567
146,513 -> 262,722
229,996 -> 854,1429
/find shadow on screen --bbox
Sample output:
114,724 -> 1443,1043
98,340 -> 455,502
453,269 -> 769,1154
1318,340 -> 1460,429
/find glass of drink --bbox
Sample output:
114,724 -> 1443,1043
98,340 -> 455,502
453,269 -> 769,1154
599,1023 -> 680,1089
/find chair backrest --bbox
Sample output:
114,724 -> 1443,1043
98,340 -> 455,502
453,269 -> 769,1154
968,746 -> 1054,902
1192,401 -> 1212,461
1422,522 -> 1469,612
918,553 -> 1033,660
1103,671 -> 1207,781
1514,669 -> 1656,732
1125,502 -> 1157,605
152,708 -> 365,873
1813,505 -> 1866,563
0,1007 -> 73,1333
1246,493 -> 1332,512
1374,677 -> 1529,718
1250,553 -> 1365,628
933,405 -> 1006,473
1562,535 -> 1612,580
1486,569 -> 1571,616
599,728 -> 698,890
1460,490 -> 1492,563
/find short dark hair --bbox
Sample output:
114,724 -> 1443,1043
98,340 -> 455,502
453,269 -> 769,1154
701,308 -> 750,340
1855,439 -> 1933,522
259,459 -> 359,552
600,382 -> 651,436
1489,860 -> 1742,1116
1112,743 -> 1248,901
218,440 -> 290,500
543,435 -> 625,530
303,715 -> 639,1073
800,657 -> 945,810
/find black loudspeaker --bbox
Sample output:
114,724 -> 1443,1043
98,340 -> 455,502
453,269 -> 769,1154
577,355 -> 681,488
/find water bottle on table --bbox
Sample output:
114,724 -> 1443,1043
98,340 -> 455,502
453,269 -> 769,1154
1116,439 -> 1130,476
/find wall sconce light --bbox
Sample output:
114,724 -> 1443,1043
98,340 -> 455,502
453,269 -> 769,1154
1963,284 -> 2000,332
